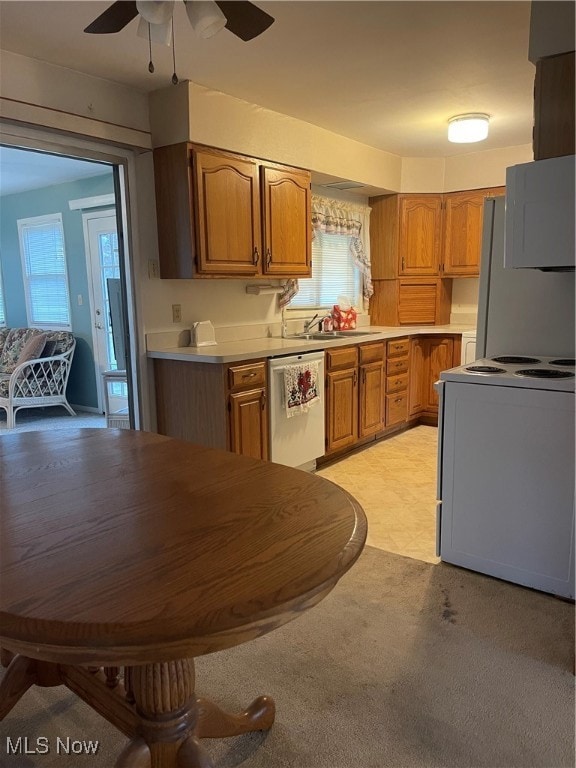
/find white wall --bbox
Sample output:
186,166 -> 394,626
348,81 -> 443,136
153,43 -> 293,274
1,52 -> 534,336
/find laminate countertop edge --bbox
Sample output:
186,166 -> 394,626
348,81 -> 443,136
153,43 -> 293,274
147,325 -> 476,365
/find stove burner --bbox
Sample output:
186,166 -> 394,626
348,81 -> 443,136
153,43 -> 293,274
550,359 -> 575,367
491,355 -> 541,365
466,365 -> 506,374
515,368 -> 575,379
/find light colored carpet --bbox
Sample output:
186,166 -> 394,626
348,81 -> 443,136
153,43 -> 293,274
1,546 -> 573,768
0,408 -> 105,434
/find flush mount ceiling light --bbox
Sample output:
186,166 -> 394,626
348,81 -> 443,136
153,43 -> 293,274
448,113 -> 490,143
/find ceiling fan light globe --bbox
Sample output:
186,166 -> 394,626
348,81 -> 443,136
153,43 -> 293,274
186,0 -> 226,38
136,16 -> 173,45
136,1 -> 174,26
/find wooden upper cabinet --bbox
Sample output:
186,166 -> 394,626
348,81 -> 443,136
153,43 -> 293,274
153,142 -> 311,279
398,195 -> 443,276
195,150 -> 261,276
369,193 -> 443,279
442,187 -> 505,277
261,166 -> 311,276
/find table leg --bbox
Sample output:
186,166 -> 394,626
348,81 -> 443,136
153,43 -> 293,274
0,655 -> 37,719
129,659 -> 214,768
196,694 -> 275,738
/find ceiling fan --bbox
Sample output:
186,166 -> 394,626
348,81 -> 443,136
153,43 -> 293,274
84,1 -> 275,43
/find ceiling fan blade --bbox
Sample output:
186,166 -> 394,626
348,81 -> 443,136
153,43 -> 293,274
84,1 -> 139,33
214,1 -> 274,41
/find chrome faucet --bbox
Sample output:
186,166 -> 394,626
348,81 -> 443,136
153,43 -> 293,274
303,312 -> 334,334
303,313 -> 320,333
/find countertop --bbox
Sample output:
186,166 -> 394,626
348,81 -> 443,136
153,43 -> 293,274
147,325 -> 476,364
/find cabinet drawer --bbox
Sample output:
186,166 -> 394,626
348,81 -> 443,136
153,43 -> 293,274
359,342 -> 384,365
386,371 -> 409,394
326,346 -> 358,371
228,362 -> 266,390
386,391 -> 408,425
387,338 -> 410,357
386,356 -> 409,376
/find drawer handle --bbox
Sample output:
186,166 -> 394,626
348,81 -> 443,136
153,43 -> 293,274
253,247 -> 260,266
242,372 -> 257,378
266,248 -> 272,268
394,344 -> 403,350
395,379 -> 402,385
395,397 -> 403,403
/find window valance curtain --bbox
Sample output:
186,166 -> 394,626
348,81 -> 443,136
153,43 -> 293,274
278,194 -> 372,308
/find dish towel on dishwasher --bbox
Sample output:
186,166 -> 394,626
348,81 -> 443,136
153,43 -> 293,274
284,361 -> 320,417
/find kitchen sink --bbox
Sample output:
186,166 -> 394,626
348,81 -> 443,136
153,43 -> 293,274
287,330 -> 381,340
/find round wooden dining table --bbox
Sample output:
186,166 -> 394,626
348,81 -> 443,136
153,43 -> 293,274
0,429 -> 367,768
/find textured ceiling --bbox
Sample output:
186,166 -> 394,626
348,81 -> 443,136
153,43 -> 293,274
0,1 -> 535,158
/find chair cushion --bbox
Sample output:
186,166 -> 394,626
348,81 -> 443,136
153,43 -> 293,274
0,327 -> 9,358
0,328 -> 42,374
42,331 -> 75,356
16,333 -> 47,366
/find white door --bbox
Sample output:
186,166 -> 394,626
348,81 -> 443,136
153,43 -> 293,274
83,210 -> 127,414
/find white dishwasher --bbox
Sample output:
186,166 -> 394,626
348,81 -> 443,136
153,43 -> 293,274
269,350 -> 325,470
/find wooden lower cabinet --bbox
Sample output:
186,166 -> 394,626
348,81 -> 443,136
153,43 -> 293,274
326,366 -> 358,452
384,337 -> 410,427
229,388 -> 268,460
408,337 -> 425,417
325,342 -> 384,455
153,357 -> 269,460
407,335 -> 461,424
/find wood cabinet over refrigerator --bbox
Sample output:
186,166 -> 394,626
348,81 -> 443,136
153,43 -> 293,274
153,143 -> 311,280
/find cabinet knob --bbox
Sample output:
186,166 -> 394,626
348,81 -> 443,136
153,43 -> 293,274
242,372 -> 257,378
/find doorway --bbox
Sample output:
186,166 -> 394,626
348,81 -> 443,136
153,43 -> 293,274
83,209 -> 128,416
0,143 -> 135,430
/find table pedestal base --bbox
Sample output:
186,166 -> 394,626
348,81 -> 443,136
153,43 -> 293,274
0,652 -> 275,768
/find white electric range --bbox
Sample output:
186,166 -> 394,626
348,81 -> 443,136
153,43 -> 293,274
441,354 -> 575,392
436,354 -> 575,599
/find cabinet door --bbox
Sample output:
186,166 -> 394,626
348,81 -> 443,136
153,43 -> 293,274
424,337 -> 454,411
195,150 -> 261,276
398,195 -> 443,276
229,388 -> 268,460
408,337 -> 425,416
261,166 -> 311,277
359,361 -> 384,437
326,367 -> 358,453
442,191 -> 486,277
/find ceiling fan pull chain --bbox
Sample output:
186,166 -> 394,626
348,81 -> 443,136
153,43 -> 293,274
147,23 -> 154,73
171,17 -> 179,85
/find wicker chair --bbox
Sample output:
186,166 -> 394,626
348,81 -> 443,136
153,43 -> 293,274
0,328 -> 76,429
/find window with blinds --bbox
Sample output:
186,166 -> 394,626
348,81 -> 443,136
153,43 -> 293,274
0,269 -> 5,326
290,231 -> 361,309
17,214 -> 71,329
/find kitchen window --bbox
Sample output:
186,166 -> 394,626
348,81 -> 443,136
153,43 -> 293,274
289,231 -> 361,309
17,213 -> 72,330
283,194 -> 372,312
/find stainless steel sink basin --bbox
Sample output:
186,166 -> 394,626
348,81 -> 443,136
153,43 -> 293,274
287,330 -> 381,341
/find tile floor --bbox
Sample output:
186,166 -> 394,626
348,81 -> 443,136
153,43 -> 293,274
317,425 -> 440,564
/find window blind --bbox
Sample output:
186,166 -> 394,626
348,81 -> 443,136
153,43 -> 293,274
18,214 -> 71,329
290,231 -> 360,309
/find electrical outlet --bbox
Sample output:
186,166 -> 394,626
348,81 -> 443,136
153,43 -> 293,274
172,304 -> 182,323
148,260 -> 160,279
